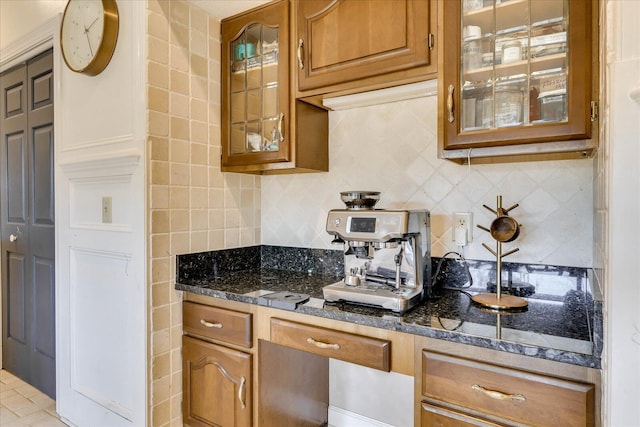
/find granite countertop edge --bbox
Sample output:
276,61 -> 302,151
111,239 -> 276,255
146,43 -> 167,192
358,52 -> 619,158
176,282 -> 602,370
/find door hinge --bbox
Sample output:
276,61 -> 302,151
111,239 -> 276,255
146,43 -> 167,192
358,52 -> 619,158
428,33 -> 435,50
590,101 -> 599,122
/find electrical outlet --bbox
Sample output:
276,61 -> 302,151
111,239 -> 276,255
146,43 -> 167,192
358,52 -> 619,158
452,212 -> 473,245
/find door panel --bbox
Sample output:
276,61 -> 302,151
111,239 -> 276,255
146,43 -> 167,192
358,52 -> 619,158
34,257 -> 55,359
1,49 -> 55,398
32,125 -> 54,225
7,253 -> 26,344
4,81 -> 25,117
6,133 -> 26,222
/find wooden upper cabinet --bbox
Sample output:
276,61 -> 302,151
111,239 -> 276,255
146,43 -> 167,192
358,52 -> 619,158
295,0 -> 436,94
439,0 -> 598,162
221,0 -> 328,174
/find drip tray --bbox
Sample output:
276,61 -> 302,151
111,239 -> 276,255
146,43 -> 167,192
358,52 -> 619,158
257,291 -> 310,310
323,281 -> 423,313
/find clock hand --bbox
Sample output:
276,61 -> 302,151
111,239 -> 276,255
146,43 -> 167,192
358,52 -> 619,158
86,16 -> 99,31
85,30 -> 94,57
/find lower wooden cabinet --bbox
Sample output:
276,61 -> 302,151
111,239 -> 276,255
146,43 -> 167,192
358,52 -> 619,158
183,336 -> 252,427
421,350 -> 595,427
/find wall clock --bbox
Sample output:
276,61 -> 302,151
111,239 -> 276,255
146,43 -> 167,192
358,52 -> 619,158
60,0 -> 119,76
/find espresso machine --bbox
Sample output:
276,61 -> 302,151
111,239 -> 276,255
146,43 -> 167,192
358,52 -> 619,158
323,192 -> 431,313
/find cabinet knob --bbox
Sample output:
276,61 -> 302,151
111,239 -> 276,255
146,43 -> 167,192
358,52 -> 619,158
9,234 -> 17,242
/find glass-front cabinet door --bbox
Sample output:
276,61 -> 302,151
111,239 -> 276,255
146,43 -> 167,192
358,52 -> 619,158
222,0 -> 291,169
230,24 -> 281,154
439,0 -> 595,157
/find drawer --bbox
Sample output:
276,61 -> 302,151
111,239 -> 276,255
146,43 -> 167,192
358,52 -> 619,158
421,401 -> 508,427
270,318 -> 390,371
422,351 -> 594,427
183,302 -> 252,348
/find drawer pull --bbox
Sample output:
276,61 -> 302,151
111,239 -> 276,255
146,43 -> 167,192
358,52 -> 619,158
447,84 -> 455,123
200,319 -> 223,329
297,38 -> 304,69
306,337 -> 340,350
471,384 -> 526,402
238,376 -> 246,409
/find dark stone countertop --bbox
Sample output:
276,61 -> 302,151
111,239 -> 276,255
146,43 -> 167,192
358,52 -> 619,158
176,246 -> 602,369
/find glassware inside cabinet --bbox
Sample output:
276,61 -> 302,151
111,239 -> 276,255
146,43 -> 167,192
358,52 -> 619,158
229,22 -> 280,154
459,0 -> 569,132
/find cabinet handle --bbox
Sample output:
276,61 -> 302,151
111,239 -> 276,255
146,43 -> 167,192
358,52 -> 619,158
297,38 -> 304,69
277,112 -> 284,142
200,319 -> 223,329
238,376 -> 246,409
471,384 -> 526,402
306,337 -> 340,350
9,234 -> 17,242
447,84 -> 455,123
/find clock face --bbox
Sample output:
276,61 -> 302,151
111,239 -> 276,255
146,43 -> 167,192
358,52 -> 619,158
60,0 -> 118,75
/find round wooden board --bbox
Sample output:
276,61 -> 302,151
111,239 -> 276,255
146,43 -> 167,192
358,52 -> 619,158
471,293 -> 528,310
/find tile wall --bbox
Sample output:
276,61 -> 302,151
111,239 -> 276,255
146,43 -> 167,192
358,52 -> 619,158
262,96 -> 595,268
146,1 -> 260,425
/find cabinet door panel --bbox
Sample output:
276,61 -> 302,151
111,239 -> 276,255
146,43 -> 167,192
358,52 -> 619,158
183,336 -> 252,427
297,0 -> 433,91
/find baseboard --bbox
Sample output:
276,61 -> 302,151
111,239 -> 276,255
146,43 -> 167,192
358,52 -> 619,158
327,405 -> 396,427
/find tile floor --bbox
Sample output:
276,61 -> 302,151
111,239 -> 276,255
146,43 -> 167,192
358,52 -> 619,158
0,370 -> 66,426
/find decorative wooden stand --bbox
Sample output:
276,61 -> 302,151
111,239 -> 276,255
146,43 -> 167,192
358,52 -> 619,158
473,196 -> 528,310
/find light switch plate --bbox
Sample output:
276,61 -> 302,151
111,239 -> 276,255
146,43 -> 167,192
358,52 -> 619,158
102,196 -> 112,223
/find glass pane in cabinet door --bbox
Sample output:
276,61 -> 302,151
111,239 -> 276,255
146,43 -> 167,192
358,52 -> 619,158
531,69 -> 567,123
494,78 -> 525,127
231,92 -> 246,124
263,85 -> 278,119
230,123 -> 246,154
462,82 -> 493,131
262,117 -> 280,152
263,62 -> 278,86
247,89 -> 261,122
529,0 -> 568,124
461,0 -> 495,131
246,121 -> 262,152
231,61 -> 246,93
262,26 -> 279,56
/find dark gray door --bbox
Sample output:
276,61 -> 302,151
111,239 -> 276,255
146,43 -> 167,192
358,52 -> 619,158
0,49 -> 55,398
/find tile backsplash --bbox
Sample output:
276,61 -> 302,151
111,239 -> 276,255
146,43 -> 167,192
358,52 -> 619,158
261,95 -> 594,268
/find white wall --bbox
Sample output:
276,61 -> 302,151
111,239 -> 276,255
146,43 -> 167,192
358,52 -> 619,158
604,1 -> 640,425
0,0 -> 66,50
